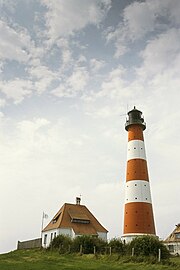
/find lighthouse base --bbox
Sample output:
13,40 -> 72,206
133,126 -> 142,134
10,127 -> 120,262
121,233 -> 157,243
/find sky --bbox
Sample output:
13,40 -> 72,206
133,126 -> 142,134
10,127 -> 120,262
0,0 -> 180,254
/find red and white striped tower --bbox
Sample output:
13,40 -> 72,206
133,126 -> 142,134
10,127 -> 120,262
122,107 -> 156,242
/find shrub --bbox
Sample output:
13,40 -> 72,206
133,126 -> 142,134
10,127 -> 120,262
48,235 -> 72,253
108,238 -> 124,254
127,235 -> 170,259
71,235 -> 106,254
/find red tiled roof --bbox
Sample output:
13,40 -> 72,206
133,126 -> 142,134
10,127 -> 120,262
42,203 -> 108,236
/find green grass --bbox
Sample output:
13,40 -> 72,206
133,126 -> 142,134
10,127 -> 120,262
0,249 -> 179,270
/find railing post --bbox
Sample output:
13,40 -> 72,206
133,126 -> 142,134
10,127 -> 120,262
80,244 -> 83,255
158,248 -> 161,262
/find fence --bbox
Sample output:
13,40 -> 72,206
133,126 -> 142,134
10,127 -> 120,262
17,238 -> 42,250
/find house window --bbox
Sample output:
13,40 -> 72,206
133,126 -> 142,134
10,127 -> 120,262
52,213 -> 61,224
54,232 -> 56,238
71,218 -> 90,224
175,233 -> 180,239
51,233 -> 53,242
44,234 -> 47,245
168,245 -> 174,252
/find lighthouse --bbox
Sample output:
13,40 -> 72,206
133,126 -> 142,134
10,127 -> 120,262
122,107 -> 156,242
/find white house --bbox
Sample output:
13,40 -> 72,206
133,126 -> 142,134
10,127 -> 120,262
42,198 -> 108,248
164,223 -> 180,255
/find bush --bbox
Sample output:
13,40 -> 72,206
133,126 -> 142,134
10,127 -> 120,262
48,235 -> 72,253
127,235 -> 170,259
71,235 -> 106,254
108,238 -> 124,254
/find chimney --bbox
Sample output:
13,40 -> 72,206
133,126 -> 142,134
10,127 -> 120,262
76,197 -> 81,205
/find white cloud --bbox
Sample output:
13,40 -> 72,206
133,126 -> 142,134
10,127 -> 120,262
28,65 -> 56,80
137,28 -> 180,79
0,0 -> 17,13
97,66 -> 128,99
106,0 -> 180,57
52,66 -> 89,97
77,55 -> 87,64
0,20 -> 31,62
56,38 -> 73,68
122,1 -> 156,41
0,79 -> 33,104
0,98 -> 6,108
0,61 -> 4,73
28,64 -> 57,94
90,58 -> 105,72
41,0 -> 111,42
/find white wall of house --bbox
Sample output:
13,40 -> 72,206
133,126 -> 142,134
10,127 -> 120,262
42,229 -> 58,248
42,228 -> 73,248
164,242 -> 180,255
42,228 -> 107,248
59,228 -> 73,238
97,232 -> 107,241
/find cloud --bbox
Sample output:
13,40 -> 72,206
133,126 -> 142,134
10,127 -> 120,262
41,0 -> 111,42
0,0 -> 17,13
122,1 -> 156,40
28,64 -> 57,94
97,66 -> 129,99
52,66 -> 89,97
0,79 -> 33,104
137,28 -> 180,79
105,0 -> 180,58
0,98 -> 6,108
0,20 -> 31,62
90,58 -> 105,72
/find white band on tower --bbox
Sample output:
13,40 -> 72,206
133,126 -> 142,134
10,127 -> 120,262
125,180 -> 152,204
127,140 -> 146,161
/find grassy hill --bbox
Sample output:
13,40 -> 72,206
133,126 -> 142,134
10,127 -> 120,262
0,249 -> 179,270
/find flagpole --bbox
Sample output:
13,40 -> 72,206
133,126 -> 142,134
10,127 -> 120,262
41,212 -> 44,239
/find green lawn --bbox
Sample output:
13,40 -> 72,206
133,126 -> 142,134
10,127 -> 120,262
0,249 -> 179,270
